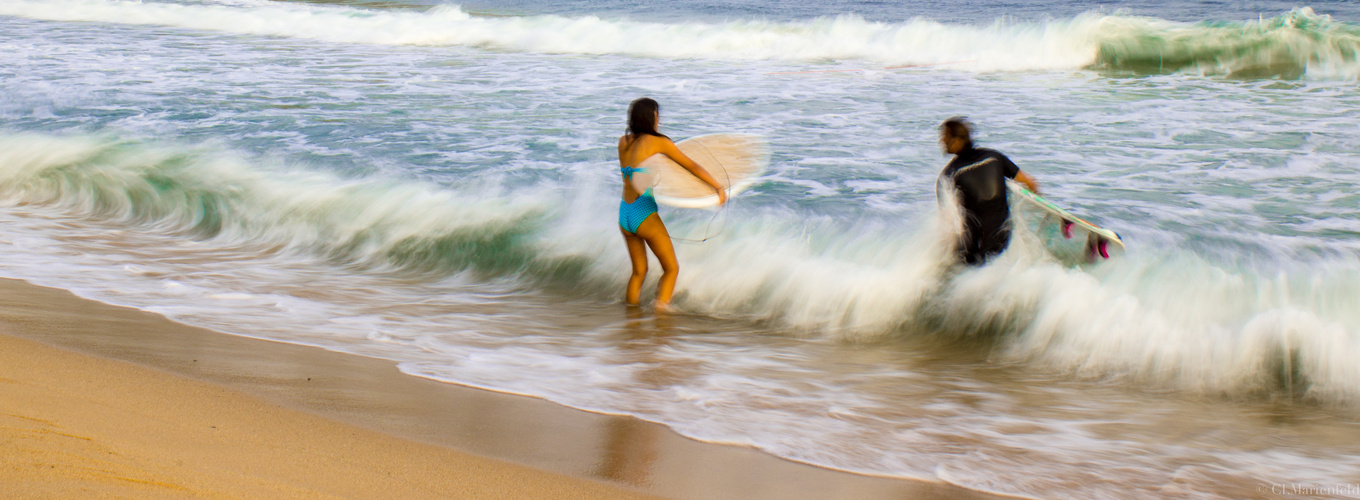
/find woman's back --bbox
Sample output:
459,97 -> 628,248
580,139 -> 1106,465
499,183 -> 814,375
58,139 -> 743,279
618,133 -> 669,203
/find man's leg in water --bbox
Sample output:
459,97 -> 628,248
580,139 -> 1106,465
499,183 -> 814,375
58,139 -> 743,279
963,229 -> 1010,266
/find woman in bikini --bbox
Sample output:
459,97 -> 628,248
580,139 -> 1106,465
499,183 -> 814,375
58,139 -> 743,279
617,97 -> 725,310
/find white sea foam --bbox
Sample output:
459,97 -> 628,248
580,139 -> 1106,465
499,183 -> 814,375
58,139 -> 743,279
7,1 -> 1349,78
0,0 -> 1085,69
5,0 -> 1357,77
0,132 -> 1358,406
7,0 -> 1338,73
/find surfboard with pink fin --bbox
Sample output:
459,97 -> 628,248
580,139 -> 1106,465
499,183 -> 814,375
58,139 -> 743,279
1007,180 -> 1125,262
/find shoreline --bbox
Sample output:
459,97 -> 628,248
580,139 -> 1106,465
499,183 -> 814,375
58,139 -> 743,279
0,278 -> 1010,499
0,333 -> 654,499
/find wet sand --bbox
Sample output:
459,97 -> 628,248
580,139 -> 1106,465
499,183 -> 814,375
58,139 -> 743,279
0,278 -> 1009,499
0,332 -> 657,499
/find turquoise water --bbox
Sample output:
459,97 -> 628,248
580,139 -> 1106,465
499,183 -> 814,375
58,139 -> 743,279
3,1 -> 1360,497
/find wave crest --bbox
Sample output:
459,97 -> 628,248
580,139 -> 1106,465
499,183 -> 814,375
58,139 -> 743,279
0,0 -> 1089,69
1092,8 -> 1360,79
0,133 -> 593,282
4,1 -> 1356,78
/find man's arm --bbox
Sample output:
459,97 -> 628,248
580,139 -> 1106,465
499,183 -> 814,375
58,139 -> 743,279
1014,169 -> 1040,194
993,150 -> 1038,194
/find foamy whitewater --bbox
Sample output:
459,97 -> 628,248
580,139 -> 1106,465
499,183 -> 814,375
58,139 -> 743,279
3,0 -> 1360,498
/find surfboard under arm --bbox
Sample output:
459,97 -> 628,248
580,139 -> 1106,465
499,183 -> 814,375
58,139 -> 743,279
638,134 -> 769,209
1006,180 -> 1125,260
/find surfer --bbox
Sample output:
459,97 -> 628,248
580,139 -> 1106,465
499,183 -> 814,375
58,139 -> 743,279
617,97 -> 726,310
937,117 -> 1040,265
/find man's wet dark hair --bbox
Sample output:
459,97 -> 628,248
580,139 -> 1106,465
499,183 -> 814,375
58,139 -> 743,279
627,97 -> 667,138
940,116 -> 973,148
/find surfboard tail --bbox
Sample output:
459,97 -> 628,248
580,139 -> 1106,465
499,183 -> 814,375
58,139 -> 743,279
1007,179 -> 1127,264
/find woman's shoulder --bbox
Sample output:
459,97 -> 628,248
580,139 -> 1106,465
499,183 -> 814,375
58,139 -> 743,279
641,133 -> 675,148
620,133 -> 672,149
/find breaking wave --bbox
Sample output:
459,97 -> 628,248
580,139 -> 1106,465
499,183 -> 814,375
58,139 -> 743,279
1,132 -> 1358,405
2,1 -> 1357,77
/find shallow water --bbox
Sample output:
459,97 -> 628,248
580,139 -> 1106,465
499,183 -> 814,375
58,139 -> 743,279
3,1 -> 1360,498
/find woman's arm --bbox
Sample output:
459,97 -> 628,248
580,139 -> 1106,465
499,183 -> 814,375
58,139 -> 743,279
659,138 -> 727,205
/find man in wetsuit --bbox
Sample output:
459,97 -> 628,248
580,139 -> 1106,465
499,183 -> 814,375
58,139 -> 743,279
937,117 -> 1040,265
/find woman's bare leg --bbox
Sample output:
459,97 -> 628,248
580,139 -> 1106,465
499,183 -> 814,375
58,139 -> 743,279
632,214 -> 678,310
621,227 -> 649,305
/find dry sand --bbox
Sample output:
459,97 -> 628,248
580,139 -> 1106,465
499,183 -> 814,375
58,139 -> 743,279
0,279 -> 1009,499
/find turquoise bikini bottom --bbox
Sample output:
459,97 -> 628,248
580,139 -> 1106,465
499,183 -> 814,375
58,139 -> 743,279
619,190 -> 659,234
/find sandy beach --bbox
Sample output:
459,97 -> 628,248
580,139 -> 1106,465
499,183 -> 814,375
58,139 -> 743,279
0,279 -> 1005,499
0,311 -> 654,498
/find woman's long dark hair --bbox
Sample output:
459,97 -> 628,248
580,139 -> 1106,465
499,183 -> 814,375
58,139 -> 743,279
627,97 -> 668,138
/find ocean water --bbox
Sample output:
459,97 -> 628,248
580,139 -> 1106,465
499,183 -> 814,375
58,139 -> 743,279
3,0 -> 1360,497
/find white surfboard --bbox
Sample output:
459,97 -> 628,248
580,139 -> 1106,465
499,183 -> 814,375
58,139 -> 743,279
636,134 -> 769,208
1006,180 -> 1125,262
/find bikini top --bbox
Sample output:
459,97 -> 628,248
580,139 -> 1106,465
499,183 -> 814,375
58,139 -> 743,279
620,166 -> 646,179
620,165 -> 655,198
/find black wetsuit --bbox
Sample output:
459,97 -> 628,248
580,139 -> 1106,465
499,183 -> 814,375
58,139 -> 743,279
938,146 -> 1020,265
